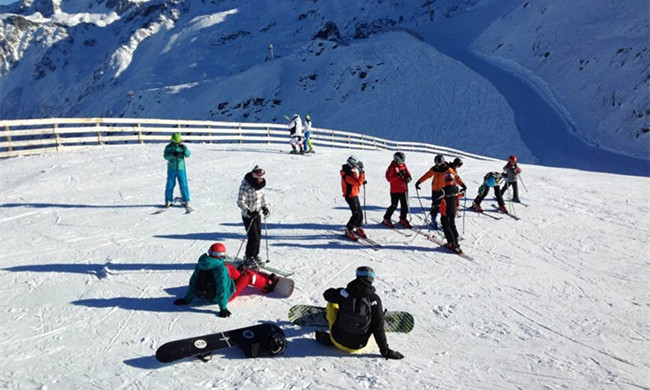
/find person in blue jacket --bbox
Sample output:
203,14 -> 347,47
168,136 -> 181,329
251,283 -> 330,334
163,132 -> 191,207
173,243 -> 278,317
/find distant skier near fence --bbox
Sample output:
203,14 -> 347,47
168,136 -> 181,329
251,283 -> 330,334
163,132 -> 191,208
314,266 -> 404,360
287,114 -> 304,154
303,115 -> 315,153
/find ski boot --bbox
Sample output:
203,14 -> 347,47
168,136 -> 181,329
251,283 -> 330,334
429,220 -> 439,230
398,218 -> 412,229
344,227 -> 358,241
470,202 -> 483,212
355,227 -> 367,239
382,218 -> 394,228
239,256 -> 262,271
497,205 -> 508,214
262,273 -> 279,293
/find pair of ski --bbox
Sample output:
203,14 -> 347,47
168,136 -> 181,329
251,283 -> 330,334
153,197 -> 193,214
155,304 -> 414,364
343,232 -> 382,250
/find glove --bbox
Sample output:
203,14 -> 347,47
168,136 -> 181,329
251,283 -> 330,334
415,181 -> 421,190
461,184 -> 467,193
173,151 -> 181,157
515,168 -> 521,174
219,309 -> 232,318
174,298 -> 189,306
363,180 -> 367,185
248,210 -> 260,219
262,206 -> 270,218
357,161 -> 364,172
381,349 -> 404,360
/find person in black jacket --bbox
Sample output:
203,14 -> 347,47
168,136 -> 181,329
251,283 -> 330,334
315,266 -> 404,360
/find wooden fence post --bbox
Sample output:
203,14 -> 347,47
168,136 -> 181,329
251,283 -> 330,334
53,123 -> 61,151
96,123 -> 104,145
136,123 -> 144,144
238,123 -> 242,144
4,125 -> 12,153
267,127 -> 270,144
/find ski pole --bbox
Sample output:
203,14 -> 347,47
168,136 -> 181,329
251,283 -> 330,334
415,187 -> 430,225
363,183 -> 367,225
264,216 -> 270,263
235,212 -> 257,259
518,173 -> 528,192
462,191 -> 467,235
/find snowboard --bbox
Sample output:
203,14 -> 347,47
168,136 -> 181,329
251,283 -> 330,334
155,323 -> 286,363
224,260 -> 294,297
288,304 -> 414,333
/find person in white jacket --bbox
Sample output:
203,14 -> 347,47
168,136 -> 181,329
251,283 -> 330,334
236,165 -> 270,269
287,114 -> 304,154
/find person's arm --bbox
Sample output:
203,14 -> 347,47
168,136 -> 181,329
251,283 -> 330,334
236,181 -> 251,214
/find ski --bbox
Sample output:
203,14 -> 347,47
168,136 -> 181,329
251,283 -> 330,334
225,257 -> 293,277
340,233 -> 382,250
492,205 -> 520,220
152,197 -> 182,215
461,207 -> 502,220
376,220 -> 413,237
425,232 -> 474,261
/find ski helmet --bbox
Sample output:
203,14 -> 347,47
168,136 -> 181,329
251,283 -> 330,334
434,154 -> 445,166
356,266 -> 375,283
208,242 -> 227,258
347,155 -> 360,168
393,151 -> 406,164
452,157 -> 463,168
171,132 -> 182,143
486,175 -> 497,187
509,155 -> 517,163
251,165 -> 266,179
305,115 -> 311,121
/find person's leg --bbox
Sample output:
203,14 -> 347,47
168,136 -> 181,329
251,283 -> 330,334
398,192 -> 409,220
165,170 -> 177,203
177,169 -> 190,203
246,216 -> 262,258
384,193 -> 399,220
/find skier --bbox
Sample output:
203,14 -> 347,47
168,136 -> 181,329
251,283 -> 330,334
173,242 -> 279,317
314,266 -> 404,360
163,132 -> 191,208
382,151 -> 412,228
449,157 -> 468,195
303,114 -> 315,153
340,156 -> 366,240
500,155 -> 522,202
287,114 -> 304,154
470,171 -> 508,213
439,171 -> 462,253
236,165 -> 270,269
414,154 -> 448,229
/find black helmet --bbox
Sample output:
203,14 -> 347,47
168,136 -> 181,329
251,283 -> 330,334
452,157 -> 463,168
434,154 -> 445,166
393,151 -> 406,164
356,266 -> 375,283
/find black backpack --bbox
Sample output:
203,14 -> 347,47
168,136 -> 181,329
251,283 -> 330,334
195,269 -> 216,300
337,296 -> 372,335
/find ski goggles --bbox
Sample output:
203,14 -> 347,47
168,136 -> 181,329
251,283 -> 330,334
208,251 -> 227,259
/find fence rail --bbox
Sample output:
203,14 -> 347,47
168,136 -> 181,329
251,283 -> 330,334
0,117 -> 497,161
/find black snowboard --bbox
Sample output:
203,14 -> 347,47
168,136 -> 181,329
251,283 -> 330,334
155,323 -> 286,363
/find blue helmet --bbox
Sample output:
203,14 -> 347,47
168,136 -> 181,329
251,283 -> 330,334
486,176 -> 497,187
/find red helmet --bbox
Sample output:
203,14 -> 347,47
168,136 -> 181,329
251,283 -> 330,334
208,243 -> 227,258
508,155 -> 517,163
443,171 -> 456,185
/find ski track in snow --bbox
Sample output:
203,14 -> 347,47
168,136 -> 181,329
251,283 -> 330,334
0,144 -> 648,389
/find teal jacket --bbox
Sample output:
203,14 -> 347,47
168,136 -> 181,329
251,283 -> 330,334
183,253 -> 235,310
164,142 -> 191,171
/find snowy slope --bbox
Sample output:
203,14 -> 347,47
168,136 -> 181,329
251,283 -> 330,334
0,0 -> 648,170
1,144 -> 648,389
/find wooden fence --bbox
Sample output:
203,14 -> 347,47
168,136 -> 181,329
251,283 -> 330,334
0,117 -> 497,161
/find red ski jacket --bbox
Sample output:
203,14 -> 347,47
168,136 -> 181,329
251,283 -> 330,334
385,161 -> 411,193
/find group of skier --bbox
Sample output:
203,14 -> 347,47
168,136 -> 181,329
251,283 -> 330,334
162,131 -> 522,361
287,113 -> 315,154
340,151 -> 523,254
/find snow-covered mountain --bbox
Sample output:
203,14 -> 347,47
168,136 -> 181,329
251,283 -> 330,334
0,0 -> 648,170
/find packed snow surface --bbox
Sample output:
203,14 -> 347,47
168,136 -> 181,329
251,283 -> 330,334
1,143 -> 648,389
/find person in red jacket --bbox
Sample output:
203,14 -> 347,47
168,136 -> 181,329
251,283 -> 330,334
340,155 -> 366,240
382,151 -> 412,228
